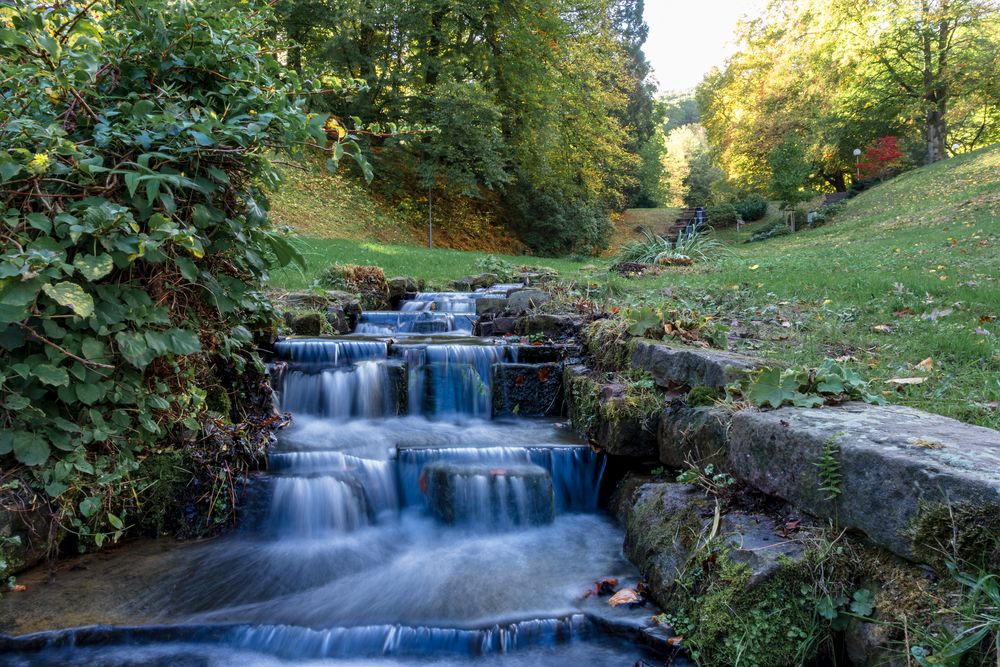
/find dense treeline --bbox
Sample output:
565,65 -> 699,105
275,0 -> 656,255
695,0 -> 1000,197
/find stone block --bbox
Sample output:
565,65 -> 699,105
631,339 -> 764,388
424,462 -> 555,526
507,289 -> 551,313
728,402 -> 1000,560
513,314 -> 582,340
658,405 -> 731,469
493,363 -> 563,417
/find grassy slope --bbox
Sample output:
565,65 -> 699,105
271,144 -> 1000,426
600,144 -> 1000,427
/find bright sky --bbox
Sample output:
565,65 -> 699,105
643,0 -> 765,92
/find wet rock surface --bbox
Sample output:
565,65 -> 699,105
493,362 -> 563,417
423,462 -> 556,526
514,314 -> 583,340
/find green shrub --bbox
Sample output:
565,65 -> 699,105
745,219 -> 792,243
0,0 -> 351,549
706,202 -> 740,227
734,194 -> 768,221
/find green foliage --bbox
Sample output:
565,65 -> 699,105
473,255 -> 519,283
768,136 -> 815,208
744,218 -> 792,243
816,433 -> 844,502
808,202 -> 846,228
626,305 -> 729,349
742,360 -> 887,409
0,0 -> 327,547
676,463 -> 735,495
276,0 -> 652,255
912,564 -> 1000,667
734,195 -> 768,222
705,203 -> 739,227
618,228 -> 728,265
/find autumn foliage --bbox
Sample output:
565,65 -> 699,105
858,136 -> 905,180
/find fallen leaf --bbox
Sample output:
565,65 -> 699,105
584,578 -> 619,598
667,636 -> 684,647
909,438 -> 944,449
872,324 -> 894,333
893,308 -> 913,317
609,588 -> 641,607
915,357 -> 934,371
980,315 -> 997,323
11,584 -> 26,592
749,264 -> 759,271
886,377 -> 926,385
490,468 -> 507,476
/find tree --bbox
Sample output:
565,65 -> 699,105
769,135 -> 814,207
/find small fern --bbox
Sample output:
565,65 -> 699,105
816,433 -> 844,502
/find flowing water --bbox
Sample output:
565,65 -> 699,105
0,290 -> 674,666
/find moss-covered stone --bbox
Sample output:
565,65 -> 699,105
564,366 -> 661,457
134,451 -> 196,537
908,501 -> 1000,574
583,317 -> 634,372
673,552 -> 820,667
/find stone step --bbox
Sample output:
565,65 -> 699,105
728,402 -> 1000,560
631,339 -> 766,388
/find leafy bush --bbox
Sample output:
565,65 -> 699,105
0,0 -> 349,549
474,255 -> 519,282
734,194 -> 768,221
505,180 -> 612,256
618,228 -> 728,265
705,202 -> 739,227
745,220 -> 792,243
319,263 -> 390,308
808,202 -> 846,228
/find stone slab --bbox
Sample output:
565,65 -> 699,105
631,339 -> 764,388
658,406 -> 731,469
514,314 -> 582,340
728,402 -> 1000,559
493,363 -> 563,417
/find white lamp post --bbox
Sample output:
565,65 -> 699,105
951,142 -> 960,156
853,148 -> 862,180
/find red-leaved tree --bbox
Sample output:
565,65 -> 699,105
858,136 -> 904,180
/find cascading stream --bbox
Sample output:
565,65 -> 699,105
0,289 -> 674,667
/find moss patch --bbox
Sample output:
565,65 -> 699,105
908,501 -> 1000,574
583,317 -> 634,372
669,548 -> 822,667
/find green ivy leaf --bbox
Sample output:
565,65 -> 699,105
850,589 -> 875,617
73,254 -> 114,281
79,496 -> 101,518
75,381 -> 106,405
167,328 -> 201,355
13,431 -> 50,466
746,368 -> 800,408
114,331 -> 154,368
33,363 -> 69,386
42,282 -> 94,318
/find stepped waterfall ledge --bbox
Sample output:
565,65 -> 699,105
0,288 -> 673,665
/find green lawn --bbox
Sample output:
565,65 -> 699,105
269,237 -> 591,290
271,143 -> 1000,427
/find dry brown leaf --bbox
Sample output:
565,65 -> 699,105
872,324 -> 894,333
909,438 -> 944,449
915,357 -> 934,371
609,588 -> 640,607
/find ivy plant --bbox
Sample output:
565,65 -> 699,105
0,0 -> 369,549
740,359 -> 887,409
